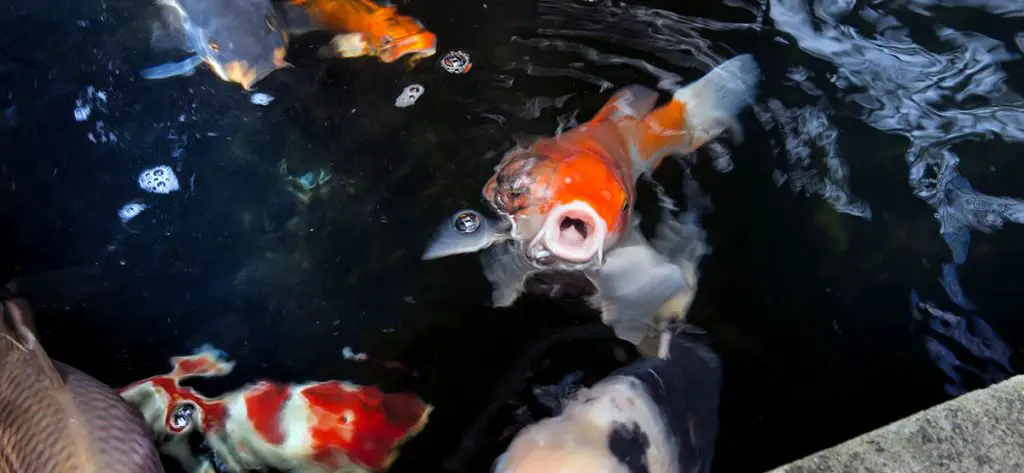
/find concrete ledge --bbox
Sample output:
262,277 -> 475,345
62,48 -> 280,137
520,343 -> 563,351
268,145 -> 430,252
766,375 -> 1024,473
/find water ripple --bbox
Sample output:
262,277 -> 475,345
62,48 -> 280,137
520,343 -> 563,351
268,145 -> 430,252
912,289 -> 1014,395
758,100 -> 872,218
773,0 -> 1021,389
891,0 -> 1024,17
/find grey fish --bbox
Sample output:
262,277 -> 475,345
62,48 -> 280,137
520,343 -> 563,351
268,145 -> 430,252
0,297 -> 164,473
141,0 -> 322,90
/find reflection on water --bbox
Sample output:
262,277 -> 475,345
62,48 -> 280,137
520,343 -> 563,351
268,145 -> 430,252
3,0 -> 1024,472
769,0 -> 1022,394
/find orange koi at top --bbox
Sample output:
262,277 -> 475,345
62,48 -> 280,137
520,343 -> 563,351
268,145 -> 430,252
422,54 -> 762,355
292,0 -> 437,66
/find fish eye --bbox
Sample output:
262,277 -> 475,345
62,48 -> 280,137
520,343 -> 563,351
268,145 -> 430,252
265,12 -> 279,31
169,402 -> 197,431
207,38 -> 221,53
453,210 -> 482,234
341,411 -> 354,424
380,35 -> 393,47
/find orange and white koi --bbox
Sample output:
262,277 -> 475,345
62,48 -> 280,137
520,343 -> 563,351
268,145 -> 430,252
119,346 -> 431,473
422,54 -> 761,354
291,0 -> 437,66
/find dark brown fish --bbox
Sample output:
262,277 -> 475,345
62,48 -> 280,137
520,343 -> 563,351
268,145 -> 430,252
0,297 -> 164,473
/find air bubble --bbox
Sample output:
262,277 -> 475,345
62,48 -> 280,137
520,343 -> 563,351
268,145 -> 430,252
440,50 -> 472,74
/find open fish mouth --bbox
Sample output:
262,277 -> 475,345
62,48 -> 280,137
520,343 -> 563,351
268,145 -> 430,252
533,201 -> 607,265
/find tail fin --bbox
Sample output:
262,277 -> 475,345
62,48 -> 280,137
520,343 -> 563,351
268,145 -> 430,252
631,54 -> 761,175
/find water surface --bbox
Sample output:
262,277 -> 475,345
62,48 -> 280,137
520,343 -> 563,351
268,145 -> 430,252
1,0 -> 1023,472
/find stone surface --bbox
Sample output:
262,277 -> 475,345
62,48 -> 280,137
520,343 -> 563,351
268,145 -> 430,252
767,375 -> 1024,473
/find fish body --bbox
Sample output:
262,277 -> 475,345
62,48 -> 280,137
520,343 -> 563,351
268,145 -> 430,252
119,347 -> 431,473
0,298 -> 164,473
493,330 -> 722,473
142,0 -> 319,90
423,55 -> 761,352
293,0 -> 437,66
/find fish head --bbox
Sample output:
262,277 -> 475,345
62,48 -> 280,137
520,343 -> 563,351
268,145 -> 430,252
483,149 -> 631,270
492,417 -> 626,473
177,0 -> 292,89
299,383 -> 431,470
370,13 -> 437,65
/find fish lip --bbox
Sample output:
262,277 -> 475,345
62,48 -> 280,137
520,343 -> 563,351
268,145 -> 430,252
378,32 -> 437,63
238,64 -> 279,90
535,202 -> 607,266
256,62 -> 283,86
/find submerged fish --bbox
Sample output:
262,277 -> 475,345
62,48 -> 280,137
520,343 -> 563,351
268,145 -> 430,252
493,330 -> 722,473
293,0 -> 438,66
119,346 -> 431,473
141,0 -> 321,90
422,55 -> 761,353
0,296 -> 164,473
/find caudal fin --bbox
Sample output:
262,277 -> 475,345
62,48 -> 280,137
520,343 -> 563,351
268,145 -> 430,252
631,54 -> 761,175
672,53 -> 760,145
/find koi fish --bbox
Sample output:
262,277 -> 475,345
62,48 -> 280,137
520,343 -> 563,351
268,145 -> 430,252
422,54 -> 761,354
0,296 -> 164,473
119,346 -> 431,473
291,0 -> 438,66
142,0 -> 322,90
492,329 -> 723,473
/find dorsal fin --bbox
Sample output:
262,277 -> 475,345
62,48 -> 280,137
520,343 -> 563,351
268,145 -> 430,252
589,85 -> 660,124
0,298 -> 65,387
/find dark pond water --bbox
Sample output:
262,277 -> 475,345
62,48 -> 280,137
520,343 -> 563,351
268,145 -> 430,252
2,0 -> 1023,472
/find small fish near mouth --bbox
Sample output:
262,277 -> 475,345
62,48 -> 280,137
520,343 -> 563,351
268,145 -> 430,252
421,209 -> 511,261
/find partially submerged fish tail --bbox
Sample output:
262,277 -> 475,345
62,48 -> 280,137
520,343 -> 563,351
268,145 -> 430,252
376,391 -> 433,469
630,54 -> 761,175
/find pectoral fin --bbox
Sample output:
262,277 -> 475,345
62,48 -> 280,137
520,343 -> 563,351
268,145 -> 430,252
588,234 -> 691,346
141,55 -> 205,80
421,210 -> 510,260
587,206 -> 710,354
